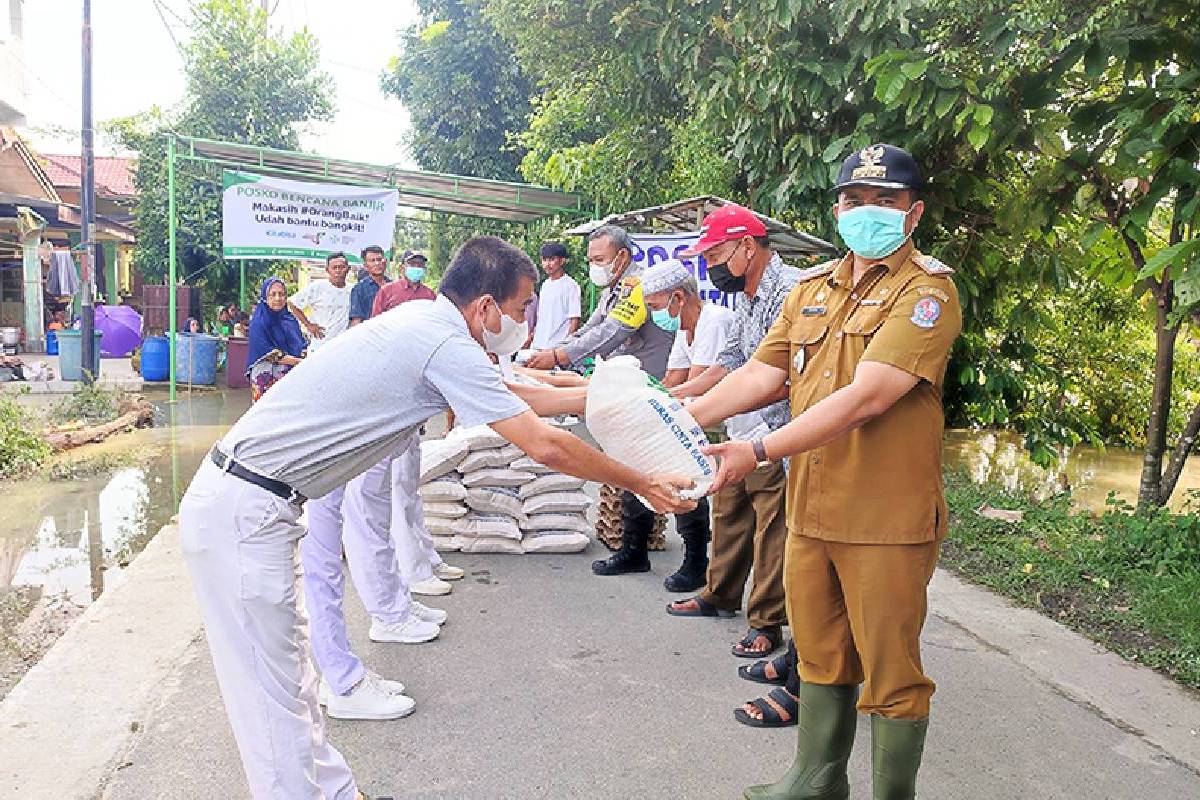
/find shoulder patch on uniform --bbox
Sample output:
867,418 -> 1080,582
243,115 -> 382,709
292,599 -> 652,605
915,255 -> 955,275
796,259 -> 839,283
916,285 -> 951,303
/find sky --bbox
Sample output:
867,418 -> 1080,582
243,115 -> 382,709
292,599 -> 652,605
18,0 -> 420,166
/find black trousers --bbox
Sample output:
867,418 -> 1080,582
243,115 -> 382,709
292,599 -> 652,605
620,490 -> 710,548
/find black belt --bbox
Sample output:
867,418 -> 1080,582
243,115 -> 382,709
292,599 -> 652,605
210,448 -> 306,505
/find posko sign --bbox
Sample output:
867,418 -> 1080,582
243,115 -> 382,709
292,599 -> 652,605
221,171 -> 399,263
628,232 -> 738,310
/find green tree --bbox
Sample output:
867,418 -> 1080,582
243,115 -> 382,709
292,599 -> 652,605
381,0 -> 531,180
112,0 -> 333,309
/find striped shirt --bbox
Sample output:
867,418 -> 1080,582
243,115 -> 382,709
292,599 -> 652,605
717,252 -> 804,432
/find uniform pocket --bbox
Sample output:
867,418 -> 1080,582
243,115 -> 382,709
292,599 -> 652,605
842,307 -> 889,337
788,321 -> 828,377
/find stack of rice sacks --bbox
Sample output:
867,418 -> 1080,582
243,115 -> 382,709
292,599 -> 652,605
418,425 -> 593,554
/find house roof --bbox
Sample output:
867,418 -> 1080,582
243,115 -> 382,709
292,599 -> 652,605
562,196 -> 838,261
0,127 -> 61,203
39,154 -> 137,197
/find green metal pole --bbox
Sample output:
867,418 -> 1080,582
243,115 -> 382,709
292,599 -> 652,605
167,135 -> 177,402
239,262 -> 246,309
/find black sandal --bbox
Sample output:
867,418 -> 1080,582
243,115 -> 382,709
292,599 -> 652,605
733,687 -> 798,729
732,626 -> 781,658
665,595 -> 736,618
738,650 -> 791,686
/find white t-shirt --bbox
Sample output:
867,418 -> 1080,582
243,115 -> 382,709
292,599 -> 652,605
289,279 -> 351,351
669,303 -> 768,441
531,274 -> 582,350
218,295 -> 530,498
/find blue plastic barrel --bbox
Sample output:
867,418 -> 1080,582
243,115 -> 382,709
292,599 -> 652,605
176,333 -> 219,385
46,330 -> 58,355
57,330 -> 102,381
141,336 -> 170,381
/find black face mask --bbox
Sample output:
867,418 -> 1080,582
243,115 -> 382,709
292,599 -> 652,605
707,262 -> 746,294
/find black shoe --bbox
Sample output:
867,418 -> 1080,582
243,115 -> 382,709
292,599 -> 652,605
663,530 -> 709,592
591,549 -> 651,576
663,562 -> 707,592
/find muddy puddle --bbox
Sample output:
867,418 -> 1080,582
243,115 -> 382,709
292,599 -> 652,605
0,390 -> 250,697
943,429 -> 1200,512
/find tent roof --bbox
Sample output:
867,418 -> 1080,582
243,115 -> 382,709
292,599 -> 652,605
563,195 -> 838,261
175,136 -> 585,224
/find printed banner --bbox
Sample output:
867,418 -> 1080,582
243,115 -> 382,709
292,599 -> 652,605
629,232 -> 737,310
221,171 -> 398,263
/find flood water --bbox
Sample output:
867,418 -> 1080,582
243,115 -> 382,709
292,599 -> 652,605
942,429 -> 1200,512
0,390 -> 251,609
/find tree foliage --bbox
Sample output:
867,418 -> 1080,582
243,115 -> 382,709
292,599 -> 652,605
112,0 -> 333,309
380,0 -> 532,180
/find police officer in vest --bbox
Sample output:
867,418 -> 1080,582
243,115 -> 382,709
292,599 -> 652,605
690,144 -> 961,800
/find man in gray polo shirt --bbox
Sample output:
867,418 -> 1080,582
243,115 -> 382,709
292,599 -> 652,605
179,236 -> 695,800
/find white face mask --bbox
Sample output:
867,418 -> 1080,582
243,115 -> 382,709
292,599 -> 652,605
589,260 -> 614,287
481,300 -> 528,357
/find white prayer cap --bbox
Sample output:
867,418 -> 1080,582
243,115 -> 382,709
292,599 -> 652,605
640,258 -> 696,296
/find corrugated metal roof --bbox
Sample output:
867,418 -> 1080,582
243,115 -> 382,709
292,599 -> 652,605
176,136 -> 585,224
564,196 -> 838,261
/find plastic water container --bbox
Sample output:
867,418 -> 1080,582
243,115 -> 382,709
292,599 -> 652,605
46,330 -> 59,355
141,336 -> 170,381
225,337 -> 250,389
57,330 -> 103,381
176,333 -> 219,385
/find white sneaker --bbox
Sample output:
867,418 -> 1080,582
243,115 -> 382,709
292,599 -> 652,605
410,600 -> 448,626
369,612 -> 440,644
433,562 -> 465,581
318,672 -> 404,706
325,673 -> 415,720
410,576 -> 453,596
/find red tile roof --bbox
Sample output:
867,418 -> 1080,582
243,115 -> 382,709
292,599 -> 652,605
39,154 -> 137,197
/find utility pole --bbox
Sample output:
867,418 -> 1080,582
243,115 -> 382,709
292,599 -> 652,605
79,0 -> 96,384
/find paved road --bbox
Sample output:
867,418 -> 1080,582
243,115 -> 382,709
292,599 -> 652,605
103,543 -> 1199,800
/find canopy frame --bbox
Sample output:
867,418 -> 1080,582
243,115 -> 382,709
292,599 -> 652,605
164,134 -> 585,400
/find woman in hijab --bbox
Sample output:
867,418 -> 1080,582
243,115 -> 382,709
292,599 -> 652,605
246,276 -> 307,401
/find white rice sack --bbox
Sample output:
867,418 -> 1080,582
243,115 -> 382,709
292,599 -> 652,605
424,501 -> 469,519
420,475 -> 467,503
454,513 -> 523,541
585,355 -> 715,499
426,517 -> 460,537
453,535 -> 524,555
459,444 -> 522,473
465,486 -> 526,520
512,456 -> 556,475
521,512 -> 592,534
518,473 -> 587,499
420,438 -> 470,483
432,534 -> 459,552
522,531 -> 590,554
447,424 -> 509,451
523,490 -> 593,516
462,468 -> 535,488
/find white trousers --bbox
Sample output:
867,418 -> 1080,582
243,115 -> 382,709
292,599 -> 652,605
180,459 -> 356,800
389,432 -> 443,584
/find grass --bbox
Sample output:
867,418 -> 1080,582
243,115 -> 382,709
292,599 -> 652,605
942,471 -> 1200,691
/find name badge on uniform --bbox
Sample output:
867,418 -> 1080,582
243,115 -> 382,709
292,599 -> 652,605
859,299 -> 884,307
793,348 -> 806,374
801,305 -> 826,317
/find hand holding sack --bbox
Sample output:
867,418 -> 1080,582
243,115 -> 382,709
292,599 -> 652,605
584,356 -> 715,505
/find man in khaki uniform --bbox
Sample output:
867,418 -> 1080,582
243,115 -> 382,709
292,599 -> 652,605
690,143 -> 961,800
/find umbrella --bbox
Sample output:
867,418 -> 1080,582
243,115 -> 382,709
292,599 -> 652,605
94,305 -> 143,358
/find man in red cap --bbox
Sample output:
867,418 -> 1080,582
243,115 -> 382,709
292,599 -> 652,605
667,203 -> 806,671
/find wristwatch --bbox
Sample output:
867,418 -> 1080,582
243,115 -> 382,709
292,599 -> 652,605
751,438 -> 771,467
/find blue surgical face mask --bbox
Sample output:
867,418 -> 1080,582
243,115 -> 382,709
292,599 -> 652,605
837,204 -> 914,259
405,265 -> 427,283
650,295 -> 682,332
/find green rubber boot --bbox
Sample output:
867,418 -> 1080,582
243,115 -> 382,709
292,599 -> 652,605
742,683 -> 859,800
871,715 -> 929,799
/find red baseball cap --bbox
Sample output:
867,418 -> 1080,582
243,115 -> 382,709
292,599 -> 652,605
680,203 -> 768,257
